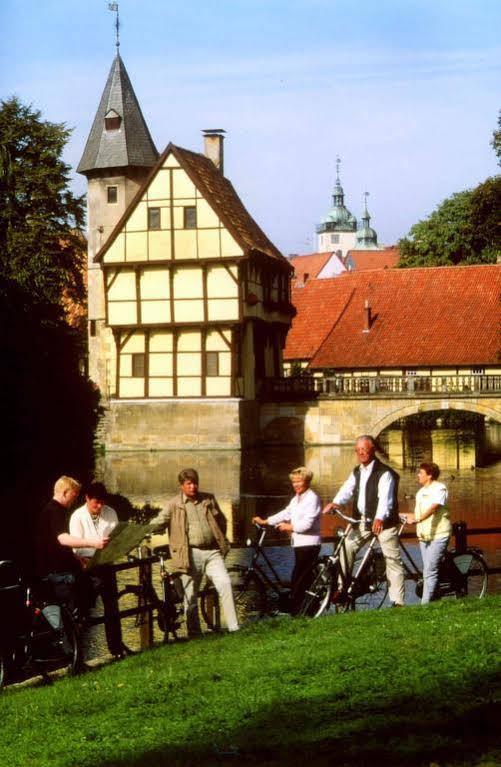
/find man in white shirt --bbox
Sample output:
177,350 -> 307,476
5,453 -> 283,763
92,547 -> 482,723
69,482 -> 130,658
323,435 -> 405,607
70,484 -> 118,559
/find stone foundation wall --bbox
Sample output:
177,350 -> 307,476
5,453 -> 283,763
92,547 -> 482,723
100,399 -> 261,451
98,397 -> 501,451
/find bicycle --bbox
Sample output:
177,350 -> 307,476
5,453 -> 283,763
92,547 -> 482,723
116,545 -> 183,643
299,509 -> 388,618
201,523 -> 291,628
398,518 -> 489,600
300,514 -> 489,618
0,560 -> 80,687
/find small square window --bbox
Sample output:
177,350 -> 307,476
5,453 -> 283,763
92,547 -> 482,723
132,353 -> 146,378
330,234 -> 340,244
107,186 -> 118,204
184,206 -> 197,229
148,207 -> 161,230
206,351 -> 219,377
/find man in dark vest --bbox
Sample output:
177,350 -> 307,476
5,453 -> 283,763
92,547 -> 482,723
323,435 -> 405,606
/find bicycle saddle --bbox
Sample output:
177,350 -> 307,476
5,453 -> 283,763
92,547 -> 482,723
153,545 -> 171,559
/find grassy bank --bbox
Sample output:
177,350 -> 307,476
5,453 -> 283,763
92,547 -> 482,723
1,597 -> 500,767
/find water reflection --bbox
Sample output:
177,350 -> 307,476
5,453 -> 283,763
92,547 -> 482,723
95,445 -> 500,552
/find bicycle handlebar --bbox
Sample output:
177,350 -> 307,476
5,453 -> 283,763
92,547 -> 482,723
327,508 -> 364,525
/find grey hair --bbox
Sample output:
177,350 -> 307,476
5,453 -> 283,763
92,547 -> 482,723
356,435 -> 377,447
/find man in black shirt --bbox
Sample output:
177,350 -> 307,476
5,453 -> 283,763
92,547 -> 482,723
36,476 -> 110,616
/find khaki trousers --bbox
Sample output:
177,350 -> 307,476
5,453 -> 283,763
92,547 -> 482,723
340,525 -> 405,606
181,548 -> 239,634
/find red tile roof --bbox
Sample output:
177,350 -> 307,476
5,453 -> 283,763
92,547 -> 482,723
284,279 -> 355,360
289,252 -> 333,283
346,246 -> 400,271
284,265 -> 501,367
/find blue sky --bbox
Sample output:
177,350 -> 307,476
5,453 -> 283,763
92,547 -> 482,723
1,0 -> 500,254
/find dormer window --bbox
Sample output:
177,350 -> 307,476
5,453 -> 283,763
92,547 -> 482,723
104,109 -> 121,131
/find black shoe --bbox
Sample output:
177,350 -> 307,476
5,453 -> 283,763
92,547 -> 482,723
112,644 -> 137,660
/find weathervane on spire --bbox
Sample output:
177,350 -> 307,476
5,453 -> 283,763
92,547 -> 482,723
336,155 -> 341,181
363,191 -> 369,210
108,2 -> 120,49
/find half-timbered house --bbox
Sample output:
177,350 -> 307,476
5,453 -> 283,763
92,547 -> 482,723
78,54 -> 294,449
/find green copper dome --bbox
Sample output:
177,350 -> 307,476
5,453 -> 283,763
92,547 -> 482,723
317,172 -> 357,234
353,194 -> 379,248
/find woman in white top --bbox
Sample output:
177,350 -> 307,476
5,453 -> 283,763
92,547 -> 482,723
406,462 -> 451,604
252,466 -> 322,614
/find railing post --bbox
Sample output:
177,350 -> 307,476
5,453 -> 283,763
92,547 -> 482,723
138,545 -> 154,649
453,521 -> 468,553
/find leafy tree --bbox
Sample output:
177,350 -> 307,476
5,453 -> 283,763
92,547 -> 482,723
0,97 -> 85,308
0,98 -> 97,569
398,180 -> 500,267
399,111 -> 501,268
492,110 -> 501,166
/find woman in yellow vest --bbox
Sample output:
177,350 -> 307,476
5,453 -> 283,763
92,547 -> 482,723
407,462 -> 451,603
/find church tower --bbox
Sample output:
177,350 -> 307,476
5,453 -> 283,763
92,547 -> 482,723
316,157 -> 357,257
352,192 -> 380,250
77,50 -> 158,394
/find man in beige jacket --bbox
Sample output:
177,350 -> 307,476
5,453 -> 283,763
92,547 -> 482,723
150,468 -> 238,635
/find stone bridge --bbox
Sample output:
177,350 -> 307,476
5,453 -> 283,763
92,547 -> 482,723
259,389 -> 501,446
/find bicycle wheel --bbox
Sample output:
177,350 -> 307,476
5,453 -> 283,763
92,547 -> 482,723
298,560 -> 334,618
201,566 -> 266,628
346,550 -> 388,612
33,605 -> 80,676
450,550 -> 488,599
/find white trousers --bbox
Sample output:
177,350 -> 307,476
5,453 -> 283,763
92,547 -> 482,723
340,525 -> 405,606
181,548 -> 239,634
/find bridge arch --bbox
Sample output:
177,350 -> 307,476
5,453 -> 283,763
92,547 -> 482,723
370,400 -> 501,439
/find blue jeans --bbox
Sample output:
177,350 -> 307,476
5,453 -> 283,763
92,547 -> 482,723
419,536 -> 450,603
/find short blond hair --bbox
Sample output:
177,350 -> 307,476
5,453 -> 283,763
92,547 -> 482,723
289,466 -> 313,483
54,476 -> 81,496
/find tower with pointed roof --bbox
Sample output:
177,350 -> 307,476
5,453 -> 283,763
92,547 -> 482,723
78,51 -> 158,391
352,192 -> 380,250
316,157 -> 357,256
78,46 -> 294,448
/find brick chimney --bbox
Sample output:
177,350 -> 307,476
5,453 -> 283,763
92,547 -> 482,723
203,129 -> 225,174
363,299 -> 372,332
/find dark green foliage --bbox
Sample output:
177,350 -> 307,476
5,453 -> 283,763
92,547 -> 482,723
399,111 -> 501,268
0,99 -> 97,569
0,276 -> 101,568
398,183 -> 500,267
0,97 -> 85,307
470,175 -> 501,260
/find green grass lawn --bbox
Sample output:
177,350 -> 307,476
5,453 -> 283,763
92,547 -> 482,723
1,597 -> 500,767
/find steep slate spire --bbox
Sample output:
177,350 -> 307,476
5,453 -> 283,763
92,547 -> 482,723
77,53 -> 158,175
